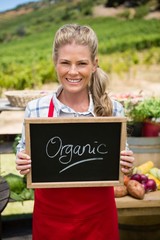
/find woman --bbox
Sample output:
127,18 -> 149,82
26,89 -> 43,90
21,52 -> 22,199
16,24 -> 134,240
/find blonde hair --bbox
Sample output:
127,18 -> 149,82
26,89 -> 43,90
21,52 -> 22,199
53,23 -> 113,116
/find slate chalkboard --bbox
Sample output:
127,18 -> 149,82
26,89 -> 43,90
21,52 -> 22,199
25,117 -> 126,188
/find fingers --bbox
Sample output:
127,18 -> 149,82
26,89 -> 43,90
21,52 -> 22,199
16,161 -> 31,171
19,169 -> 30,175
121,166 -> 134,176
17,151 -> 30,160
16,151 -> 31,175
120,157 -> 134,168
120,150 -> 134,165
120,150 -> 135,175
121,150 -> 134,157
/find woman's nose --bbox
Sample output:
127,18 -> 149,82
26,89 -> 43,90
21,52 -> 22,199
68,65 -> 78,74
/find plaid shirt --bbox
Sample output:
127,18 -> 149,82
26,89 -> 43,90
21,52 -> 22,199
17,86 -> 124,153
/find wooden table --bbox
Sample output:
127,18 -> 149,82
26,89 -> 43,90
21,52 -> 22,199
0,99 -> 24,113
116,191 -> 160,240
0,99 -> 24,135
116,191 -> 160,217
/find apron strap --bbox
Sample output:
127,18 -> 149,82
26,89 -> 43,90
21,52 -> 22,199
48,98 -> 54,117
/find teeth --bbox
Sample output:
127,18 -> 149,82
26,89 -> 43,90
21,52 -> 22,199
67,79 -> 81,83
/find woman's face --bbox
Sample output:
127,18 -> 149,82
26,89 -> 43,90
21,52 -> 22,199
55,42 -> 97,95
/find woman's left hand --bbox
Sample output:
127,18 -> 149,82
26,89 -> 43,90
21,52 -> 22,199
120,150 -> 135,176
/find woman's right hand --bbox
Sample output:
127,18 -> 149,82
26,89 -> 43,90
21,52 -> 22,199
16,151 -> 31,175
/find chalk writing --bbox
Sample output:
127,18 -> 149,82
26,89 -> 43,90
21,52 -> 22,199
46,136 -> 108,173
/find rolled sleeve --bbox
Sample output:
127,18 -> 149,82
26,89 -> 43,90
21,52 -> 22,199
16,104 -> 31,154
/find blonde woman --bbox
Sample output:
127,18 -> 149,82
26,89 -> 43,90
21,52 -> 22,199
16,24 -> 134,240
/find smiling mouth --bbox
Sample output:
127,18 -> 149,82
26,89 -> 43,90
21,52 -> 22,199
66,78 -> 82,83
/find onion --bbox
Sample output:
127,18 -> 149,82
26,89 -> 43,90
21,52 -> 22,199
141,183 -> 148,192
144,179 -> 157,192
140,174 -> 148,184
130,174 -> 142,183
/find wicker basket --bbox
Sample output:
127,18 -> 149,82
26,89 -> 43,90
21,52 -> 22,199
5,90 -> 52,108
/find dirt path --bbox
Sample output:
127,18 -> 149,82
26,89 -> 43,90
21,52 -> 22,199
109,77 -> 160,97
93,5 -> 160,19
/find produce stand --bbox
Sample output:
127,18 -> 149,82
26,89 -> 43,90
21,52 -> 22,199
1,94 -> 160,239
116,191 -> 160,216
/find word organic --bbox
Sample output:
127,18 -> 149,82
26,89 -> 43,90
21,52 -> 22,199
46,136 -> 109,173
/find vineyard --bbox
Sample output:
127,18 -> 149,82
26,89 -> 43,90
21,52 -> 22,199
0,0 -> 160,94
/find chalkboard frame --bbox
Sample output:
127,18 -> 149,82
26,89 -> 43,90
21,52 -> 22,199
25,117 -> 127,188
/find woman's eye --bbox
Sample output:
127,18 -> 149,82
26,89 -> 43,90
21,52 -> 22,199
61,62 -> 69,65
79,62 -> 87,65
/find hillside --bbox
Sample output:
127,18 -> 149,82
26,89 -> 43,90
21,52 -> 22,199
0,0 -> 160,96
0,0 -> 159,43
1,0 -> 160,21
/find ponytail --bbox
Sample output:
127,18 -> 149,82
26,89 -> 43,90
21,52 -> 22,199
90,67 -> 113,116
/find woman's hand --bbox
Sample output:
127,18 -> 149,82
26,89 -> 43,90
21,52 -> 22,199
16,151 -> 31,175
120,150 -> 135,176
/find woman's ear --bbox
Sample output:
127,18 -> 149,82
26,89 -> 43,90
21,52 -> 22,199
92,58 -> 98,73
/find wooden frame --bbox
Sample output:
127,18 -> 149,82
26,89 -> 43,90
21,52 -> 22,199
25,117 -> 127,188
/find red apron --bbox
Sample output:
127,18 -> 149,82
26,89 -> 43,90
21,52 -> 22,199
32,98 -> 119,240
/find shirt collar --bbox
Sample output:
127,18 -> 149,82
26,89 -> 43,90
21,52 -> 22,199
53,85 -> 95,116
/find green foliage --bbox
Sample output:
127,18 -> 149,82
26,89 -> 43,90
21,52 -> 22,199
10,188 -> 34,201
94,18 -> 160,54
77,0 -> 94,16
124,97 -> 160,122
0,59 -> 57,90
117,9 -> 133,19
3,173 -> 34,201
4,173 -> 25,194
12,134 -> 21,154
134,4 -> 150,19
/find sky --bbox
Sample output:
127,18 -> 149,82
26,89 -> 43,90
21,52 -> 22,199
0,0 -> 40,12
